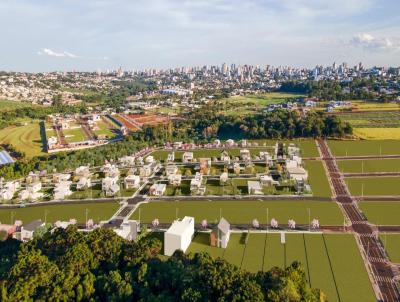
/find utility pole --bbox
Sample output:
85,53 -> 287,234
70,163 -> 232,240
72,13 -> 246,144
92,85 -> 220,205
266,208 -> 269,233
307,208 -> 311,232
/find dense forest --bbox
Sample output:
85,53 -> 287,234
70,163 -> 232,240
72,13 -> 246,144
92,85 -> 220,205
0,227 -> 326,301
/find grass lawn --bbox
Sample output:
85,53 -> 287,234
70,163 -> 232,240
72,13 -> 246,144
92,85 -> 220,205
130,200 -> 344,225
327,140 -> 400,156
0,99 -> 35,112
337,159 -> 400,173
0,123 -> 45,158
0,202 -> 120,224
379,234 -> 400,263
359,202 -> 400,225
93,120 -> 116,139
304,160 -> 332,197
63,127 -> 86,143
345,177 -> 400,196
353,128 -> 400,140
186,233 -> 374,302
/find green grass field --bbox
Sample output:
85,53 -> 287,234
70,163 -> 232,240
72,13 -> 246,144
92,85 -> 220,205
304,160 -> 332,197
359,202 -> 400,225
337,159 -> 400,173
130,200 -> 343,225
186,233 -> 374,302
379,234 -> 400,263
0,202 -> 120,224
0,123 -> 45,158
0,99 -> 35,112
93,120 -> 116,138
328,140 -> 400,156
353,128 -> 400,140
345,177 -> 400,196
63,127 -> 86,143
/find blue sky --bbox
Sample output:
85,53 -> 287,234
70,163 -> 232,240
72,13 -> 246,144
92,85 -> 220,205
0,0 -> 399,72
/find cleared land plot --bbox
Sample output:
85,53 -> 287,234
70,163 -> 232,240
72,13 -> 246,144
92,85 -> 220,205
187,233 -> 374,302
0,123 -> 45,158
0,202 -> 120,224
345,177 -> 400,196
338,111 -> 400,128
359,202 -> 400,225
337,159 -> 400,173
353,128 -> 400,140
304,160 -> 332,197
63,127 -> 86,143
130,200 -> 344,225
327,140 -> 400,156
379,234 -> 400,263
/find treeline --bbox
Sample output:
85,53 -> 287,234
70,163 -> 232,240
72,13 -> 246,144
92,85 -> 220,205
0,129 -> 164,180
279,78 -> 398,101
0,227 -> 326,301
178,106 -> 353,141
0,105 -> 87,129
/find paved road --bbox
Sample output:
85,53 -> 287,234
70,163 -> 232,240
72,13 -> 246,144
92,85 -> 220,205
318,139 -> 400,302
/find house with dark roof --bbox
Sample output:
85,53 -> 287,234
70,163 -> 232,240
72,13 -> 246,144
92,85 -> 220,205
21,219 -> 44,241
210,217 -> 231,248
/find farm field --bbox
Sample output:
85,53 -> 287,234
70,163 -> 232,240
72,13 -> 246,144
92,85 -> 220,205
345,177 -> 400,196
304,160 -> 332,197
379,234 -> 400,263
186,233 -> 374,302
353,128 -> 400,140
0,122 -> 45,158
130,200 -> 344,225
337,159 -> 400,173
327,140 -> 400,156
0,202 -> 120,224
359,202 -> 400,225
347,100 -> 400,112
338,111 -> 400,128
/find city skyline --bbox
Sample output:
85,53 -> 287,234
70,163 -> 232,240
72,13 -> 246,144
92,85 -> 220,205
1,0 -> 400,72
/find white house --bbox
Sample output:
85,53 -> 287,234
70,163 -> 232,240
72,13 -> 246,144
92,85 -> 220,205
124,175 -> 140,189
165,165 -> 178,176
285,159 -> 299,169
0,181 -> 20,201
119,156 -> 136,167
287,167 -> 308,181
164,216 -> 195,256
145,155 -> 154,163
210,217 -> 230,248
75,166 -> 91,178
248,181 -> 263,195
77,177 -> 91,190
21,220 -> 45,241
240,149 -> 251,161
233,162 -> 241,174
288,144 -> 300,156
149,183 -> 166,196
102,164 -> 120,179
114,220 -> 140,241
168,173 -> 182,186
220,150 -> 230,164
54,181 -> 72,200
225,139 -> 235,147
27,182 -> 42,193
260,175 -> 279,186
190,172 -> 203,193
102,176 -> 120,196
220,172 -> 229,184
182,152 -> 194,163
167,152 -> 175,162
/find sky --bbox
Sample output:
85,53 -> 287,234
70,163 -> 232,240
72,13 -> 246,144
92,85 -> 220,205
0,0 -> 399,72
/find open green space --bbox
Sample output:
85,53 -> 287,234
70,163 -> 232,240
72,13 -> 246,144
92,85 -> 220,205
327,140 -> 400,156
338,111 -> 400,128
304,160 -> 332,197
353,128 -> 400,140
130,200 -> 343,225
186,233 -> 374,302
337,159 -> 400,173
345,177 -> 400,196
379,234 -> 400,263
0,202 -> 120,224
93,119 -> 116,139
0,99 -> 35,112
359,202 -> 400,225
63,127 -> 86,143
0,123 -> 45,158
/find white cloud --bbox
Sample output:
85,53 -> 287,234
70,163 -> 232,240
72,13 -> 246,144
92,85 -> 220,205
350,33 -> 400,51
37,48 -> 109,60
38,48 -> 78,58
